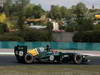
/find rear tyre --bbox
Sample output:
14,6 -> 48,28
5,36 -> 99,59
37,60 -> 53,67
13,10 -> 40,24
73,54 -> 82,64
24,54 -> 34,64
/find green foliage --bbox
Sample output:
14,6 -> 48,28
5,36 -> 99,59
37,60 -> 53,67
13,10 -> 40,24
65,11 -> 75,24
15,0 -> 29,30
94,24 -> 100,31
60,6 -> 68,18
0,35 -> 24,41
48,5 -> 67,20
77,18 -> 94,31
65,25 -> 76,32
0,23 -> 8,34
46,22 -> 53,41
16,0 -> 30,6
24,4 -> 34,18
1,1 -> 99,42
32,5 -> 45,18
16,28 -> 52,41
3,0 -> 30,30
73,31 -> 100,42
59,25 -> 65,30
72,2 -> 88,17
0,32 -> 24,41
50,5 -> 61,20
0,7 -> 3,13
3,0 -> 13,16
71,2 -> 94,32
17,11 -> 26,30
0,28 -> 52,41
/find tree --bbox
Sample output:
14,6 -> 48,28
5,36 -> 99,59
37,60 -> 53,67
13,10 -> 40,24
46,21 -> 53,41
32,5 -> 45,18
72,3 -> 88,16
94,24 -> 100,31
48,5 -> 62,20
60,6 -> 68,18
24,4 -> 34,18
15,0 -> 30,7
0,23 -> 8,34
3,0 -> 13,16
15,0 -> 30,30
0,6 -> 3,13
17,11 -> 25,30
11,0 -> 30,16
72,2 -> 93,31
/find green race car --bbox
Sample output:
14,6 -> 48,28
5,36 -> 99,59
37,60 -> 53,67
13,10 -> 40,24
14,45 -> 90,64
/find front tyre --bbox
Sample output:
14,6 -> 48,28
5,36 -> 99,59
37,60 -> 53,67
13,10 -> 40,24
24,54 -> 34,64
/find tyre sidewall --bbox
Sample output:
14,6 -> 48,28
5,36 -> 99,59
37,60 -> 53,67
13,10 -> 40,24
73,54 -> 82,64
24,54 -> 34,64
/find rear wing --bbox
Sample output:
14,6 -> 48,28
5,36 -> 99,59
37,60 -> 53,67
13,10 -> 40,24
14,45 -> 27,56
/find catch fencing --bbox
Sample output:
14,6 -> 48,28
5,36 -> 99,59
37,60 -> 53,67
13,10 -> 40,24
0,41 -> 100,51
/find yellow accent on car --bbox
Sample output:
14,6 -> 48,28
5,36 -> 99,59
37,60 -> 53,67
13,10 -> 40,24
27,49 -> 39,56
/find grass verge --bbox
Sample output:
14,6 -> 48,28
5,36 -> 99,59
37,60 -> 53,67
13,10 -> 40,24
0,65 -> 100,75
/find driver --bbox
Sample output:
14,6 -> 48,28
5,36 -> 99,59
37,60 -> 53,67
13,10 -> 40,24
46,45 -> 51,52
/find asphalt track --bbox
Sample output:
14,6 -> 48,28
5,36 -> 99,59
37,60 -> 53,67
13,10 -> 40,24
0,55 -> 100,66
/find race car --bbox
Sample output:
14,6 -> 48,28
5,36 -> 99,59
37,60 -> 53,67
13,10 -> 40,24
14,45 -> 90,64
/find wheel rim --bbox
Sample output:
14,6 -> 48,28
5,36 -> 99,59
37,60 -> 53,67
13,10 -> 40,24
26,55 -> 32,60
76,55 -> 81,61
74,55 -> 82,64
49,55 -> 54,61
24,54 -> 33,64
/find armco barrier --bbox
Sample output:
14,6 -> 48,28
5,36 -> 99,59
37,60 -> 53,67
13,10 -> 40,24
0,41 -> 100,51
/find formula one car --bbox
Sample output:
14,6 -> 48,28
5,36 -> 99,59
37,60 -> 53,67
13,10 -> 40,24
14,45 -> 90,64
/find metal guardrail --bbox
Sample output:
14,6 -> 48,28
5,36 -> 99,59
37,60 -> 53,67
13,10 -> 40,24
0,41 -> 100,51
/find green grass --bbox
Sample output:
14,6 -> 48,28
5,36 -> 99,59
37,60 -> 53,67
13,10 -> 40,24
0,65 -> 100,75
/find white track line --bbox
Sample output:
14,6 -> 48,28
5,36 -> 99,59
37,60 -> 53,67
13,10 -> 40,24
0,52 -> 14,55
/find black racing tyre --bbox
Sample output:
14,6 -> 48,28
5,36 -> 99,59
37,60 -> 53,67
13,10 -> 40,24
73,54 -> 83,64
24,54 -> 34,64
